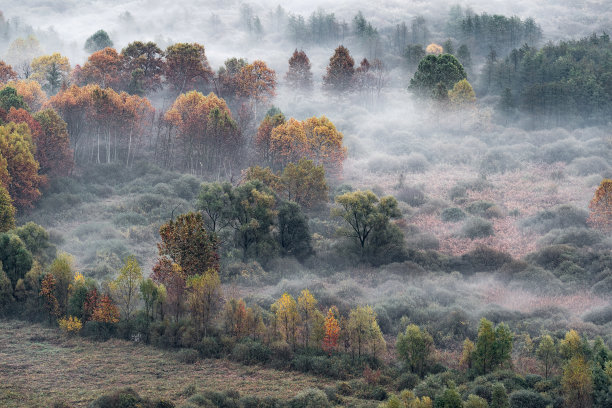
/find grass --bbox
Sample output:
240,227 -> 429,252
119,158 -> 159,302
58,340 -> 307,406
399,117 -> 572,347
0,319 -> 336,407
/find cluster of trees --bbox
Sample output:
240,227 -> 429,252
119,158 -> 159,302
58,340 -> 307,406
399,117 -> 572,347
486,33 -> 612,125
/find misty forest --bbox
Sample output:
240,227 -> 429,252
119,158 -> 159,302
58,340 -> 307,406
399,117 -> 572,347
0,0 -> 611,407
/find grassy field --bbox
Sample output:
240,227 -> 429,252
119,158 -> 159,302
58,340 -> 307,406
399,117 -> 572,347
0,320 -> 339,407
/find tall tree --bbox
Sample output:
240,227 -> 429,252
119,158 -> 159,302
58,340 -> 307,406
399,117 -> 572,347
277,201 -> 313,261
409,54 -> 466,98
536,334 -> 558,379
33,109 -> 74,177
273,292 -> 300,347
0,186 -> 15,233
297,289 -> 319,348
396,324 -> 434,377
0,233 -> 32,288
111,255 -> 143,321
279,158 -> 328,209
30,53 -> 71,95
84,30 -> 113,53
286,49 -> 313,90
323,45 -> 355,93
78,47 -> 126,90
237,60 -> 276,116
0,61 -> 18,84
121,41 -> 165,95
164,43 -> 213,94
562,356 -> 593,408
186,269 -> 223,337
322,306 -> 340,355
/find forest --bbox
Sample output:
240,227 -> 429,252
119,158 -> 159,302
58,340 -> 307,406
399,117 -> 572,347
0,1 -> 611,407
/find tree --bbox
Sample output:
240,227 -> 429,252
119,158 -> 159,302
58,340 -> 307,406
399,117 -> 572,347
560,329 -> 586,360
347,305 -> 384,360
0,122 -> 43,209
4,80 -> 47,111
215,57 -> 248,105
435,385 -> 463,408
151,258 -> 185,321
322,307 -> 340,355
30,53 -> 71,95
0,86 -> 28,112
224,298 -> 249,338
323,45 -> 355,93
121,41 -> 165,94
237,60 -> 276,115
84,30 -> 113,53
78,47 -> 126,89
464,395 -> 488,408
0,61 -> 18,84
140,278 -> 160,322
491,383 -> 509,408
33,109 -> 74,177
397,324 -> 434,377
404,45 -> 425,70
448,79 -> 476,108
332,190 -> 402,260
49,252 -> 74,316
197,182 -> 234,233
186,269 -> 223,337
460,338 -> 475,371
277,201 -> 313,261
286,49 -> 313,90
273,292 -> 300,347
12,222 -> 56,265
297,289 -> 319,348
280,158 -> 328,209
40,273 -> 59,318
164,43 -> 213,94
0,186 -> 15,233
588,179 -> 612,232
91,294 -> 120,324
157,212 -> 219,277
111,255 -> 143,321
562,356 -> 593,408
0,233 -> 32,288
473,318 -> 496,375
493,323 -> 513,370
409,54 -> 466,98
457,45 -> 472,70
255,108 -> 286,166
6,36 -> 43,78
536,334 -> 557,379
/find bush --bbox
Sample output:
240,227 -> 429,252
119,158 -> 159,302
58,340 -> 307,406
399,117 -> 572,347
230,339 -> 271,365
287,388 -> 330,408
466,201 -> 502,218
405,153 -> 430,173
405,232 -> 440,250
89,388 -> 175,408
461,246 -> 513,273
395,372 -> 420,391
522,205 -> 588,233
480,150 -> 519,175
176,349 -> 199,364
460,217 -> 494,239
568,156 -> 609,176
539,227 -> 602,248
538,139 -> 584,164
113,212 -> 149,227
441,207 -> 466,222
197,337 -> 221,358
396,186 -> 427,207
187,394 -> 215,407
509,390 -> 550,408
583,305 -> 612,325
525,245 -> 578,270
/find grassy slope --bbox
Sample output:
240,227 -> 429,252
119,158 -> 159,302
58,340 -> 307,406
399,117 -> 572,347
0,320 -> 339,408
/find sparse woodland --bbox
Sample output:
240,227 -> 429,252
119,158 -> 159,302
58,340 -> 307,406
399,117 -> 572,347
0,3 -> 611,408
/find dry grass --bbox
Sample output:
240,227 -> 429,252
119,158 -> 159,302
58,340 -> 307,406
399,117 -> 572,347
0,319 -> 334,407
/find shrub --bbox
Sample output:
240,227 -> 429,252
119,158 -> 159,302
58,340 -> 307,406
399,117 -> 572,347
187,394 -> 215,407
466,201 -> 502,218
509,390 -> 549,408
539,228 -> 602,248
480,150 -> 519,175
287,388 -> 330,408
176,349 -> 199,364
396,186 -> 427,207
113,212 -> 148,227
230,339 -> 271,365
460,217 -> 494,239
461,246 -> 513,273
441,207 -> 466,222
405,233 -> 440,250
395,372 -> 420,391
525,245 -> 578,270
405,153 -> 430,173
568,156 -> 609,176
197,337 -> 221,358
58,316 -> 82,334
538,139 -> 584,164
522,205 -> 588,233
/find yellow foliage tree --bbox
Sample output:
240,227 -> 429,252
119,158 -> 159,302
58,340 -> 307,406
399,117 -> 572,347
272,292 -> 300,348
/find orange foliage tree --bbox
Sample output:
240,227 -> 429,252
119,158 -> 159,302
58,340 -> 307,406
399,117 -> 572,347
286,50 -> 313,91
255,108 -> 285,166
165,90 -> 241,174
33,109 -> 74,177
322,306 -> 340,355
269,115 -> 347,176
91,294 -> 120,323
4,80 -> 47,111
77,47 -> 126,90
164,43 -> 213,94
588,179 -> 612,232
0,122 -> 43,210
40,273 -> 60,318
0,61 -> 17,84
237,60 -> 276,116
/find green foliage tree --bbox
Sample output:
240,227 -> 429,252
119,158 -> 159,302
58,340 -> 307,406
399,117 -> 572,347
332,190 -> 403,262
409,54 -> 466,98
140,278 -> 160,322
280,158 -> 328,209
396,324 -> 434,377
491,383 -> 509,408
473,318 -> 514,375
11,222 -> 56,265
49,252 -> 74,316
277,201 -> 313,261
197,182 -> 234,233
0,186 -> 15,233
562,356 -> 593,408
0,87 -> 29,112
435,385 -> 463,408
464,394 -> 488,408
536,334 -> 557,379
347,305 -> 385,360
0,267 -> 13,311
0,233 -> 32,288
84,30 -> 113,53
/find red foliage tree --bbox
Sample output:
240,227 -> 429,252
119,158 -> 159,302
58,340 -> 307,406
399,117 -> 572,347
78,47 -> 126,90
91,294 -> 120,323
0,61 -> 18,84
323,45 -> 355,93
286,49 -> 313,90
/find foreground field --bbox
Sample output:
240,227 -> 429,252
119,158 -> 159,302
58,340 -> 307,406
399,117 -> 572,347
0,320 -> 337,407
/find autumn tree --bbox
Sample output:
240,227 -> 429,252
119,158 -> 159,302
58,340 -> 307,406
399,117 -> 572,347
111,255 -> 143,321
30,53 -> 71,95
563,356 -> 593,408
121,41 -> 165,95
237,60 -> 276,116
84,30 -> 113,53
273,292 -> 300,347
157,212 -> 219,277
0,186 -> 15,233
460,338 -> 475,371
40,273 -> 59,318
224,298 -> 249,338
280,158 -> 328,209
5,80 -> 47,111
91,294 -> 120,324
286,49 -> 313,90
46,85 -> 91,159
48,252 -> 74,316
409,54 -> 466,98
255,107 -> 286,165
396,324 -> 434,377
0,122 -> 43,209
165,43 -> 213,94
0,61 -> 17,84
165,90 -> 241,173
537,334 -> 558,379
33,109 -> 74,177
588,179 -> 612,232
332,190 -> 402,261
297,289 -> 321,348
347,305 -> 385,360
323,45 -> 355,93
322,306 -> 340,355
448,78 -> 476,108
151,258 -> 185,321
140,278 -> 161,322
6,36 -> 43,78
186,269 -> 223,337
78,47 -> 126,89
